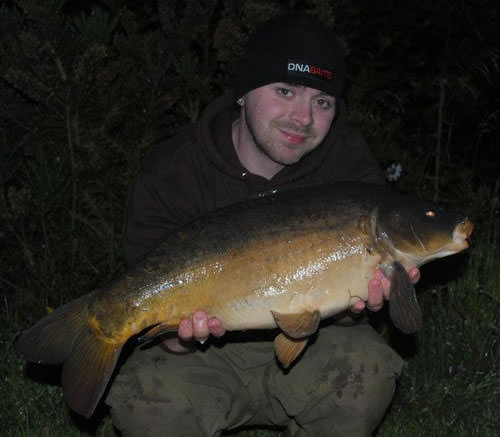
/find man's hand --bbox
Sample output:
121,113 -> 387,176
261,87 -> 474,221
162,310 -> 226,353
351,267 -> 421,314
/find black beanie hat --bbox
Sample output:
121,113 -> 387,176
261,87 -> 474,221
233,12 -> 345,101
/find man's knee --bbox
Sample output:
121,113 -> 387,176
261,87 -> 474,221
292,355 -> 400,435
271,324 -> 404,436
107,347 -> 253,437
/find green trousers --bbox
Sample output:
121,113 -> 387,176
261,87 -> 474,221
106,323 -> 403,437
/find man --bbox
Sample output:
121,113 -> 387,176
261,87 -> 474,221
107,12 -> 419,436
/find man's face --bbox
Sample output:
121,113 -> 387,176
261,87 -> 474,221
241,83 -> 336,168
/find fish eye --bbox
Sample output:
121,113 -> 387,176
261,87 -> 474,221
425,210 -> 436,218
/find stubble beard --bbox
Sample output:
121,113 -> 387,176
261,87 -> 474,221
245,114 -> 318,167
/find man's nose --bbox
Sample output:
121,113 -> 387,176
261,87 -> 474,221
290,99 -> 313,126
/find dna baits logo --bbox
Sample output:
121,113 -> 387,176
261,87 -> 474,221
287,61 -> 332,81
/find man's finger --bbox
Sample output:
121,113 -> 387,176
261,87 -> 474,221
367,275 -> 386,311
192,310 -> 210,342
178,318 -> 193,341
367,289 -> 384,311
207,317 -> 226,337
409,267 -> 421,284
350,300 -> 366,314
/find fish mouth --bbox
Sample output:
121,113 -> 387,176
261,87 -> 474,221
453,218 -> 474,249
411,218 -> 474,266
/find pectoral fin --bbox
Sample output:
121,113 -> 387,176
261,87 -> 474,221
274,333 -> 309,368
271,310 -> 320,338
387,261 -> 422,334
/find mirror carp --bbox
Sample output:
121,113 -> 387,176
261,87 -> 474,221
17,182 -> 473,418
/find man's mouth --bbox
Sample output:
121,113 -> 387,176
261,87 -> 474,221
278,128 -> 308,144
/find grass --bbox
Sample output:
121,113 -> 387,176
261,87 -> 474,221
378,273 -> 500,436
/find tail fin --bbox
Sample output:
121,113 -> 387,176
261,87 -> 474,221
17,292 -> 124,418
17,293 -> 94,364
61,325 -> 123,418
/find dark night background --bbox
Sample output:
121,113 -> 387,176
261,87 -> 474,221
0,0 -> 499,435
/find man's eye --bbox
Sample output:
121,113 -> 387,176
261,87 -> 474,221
277,88 -> 293,97
317,98 -> 333,109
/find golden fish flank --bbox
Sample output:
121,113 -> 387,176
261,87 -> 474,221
17,182 -> 473,419
218,230 -> 372,325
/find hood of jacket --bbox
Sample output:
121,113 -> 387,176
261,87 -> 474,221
195,90 -> 351,186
